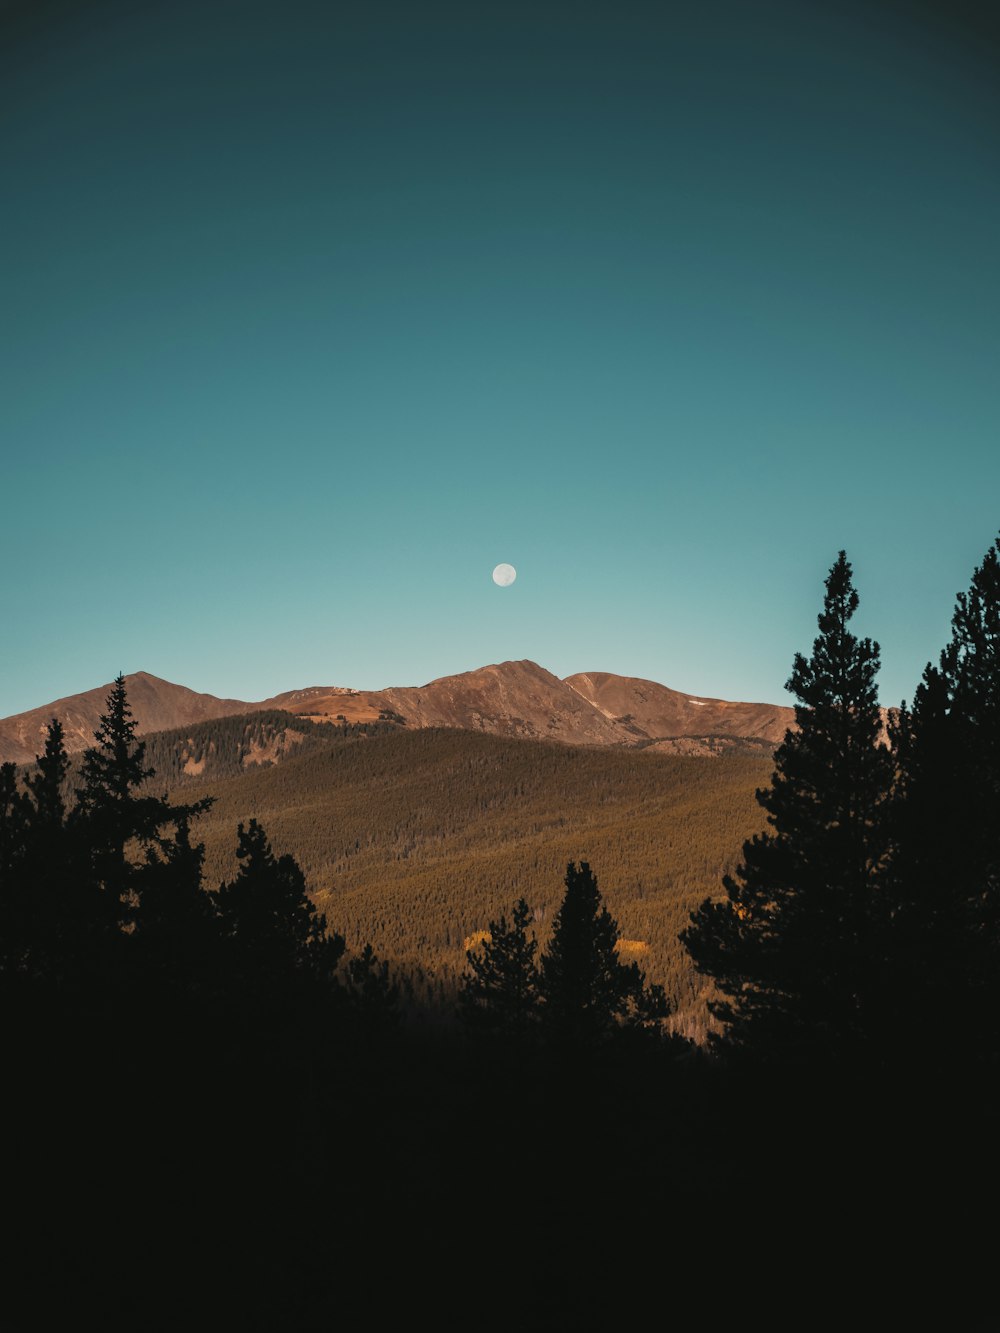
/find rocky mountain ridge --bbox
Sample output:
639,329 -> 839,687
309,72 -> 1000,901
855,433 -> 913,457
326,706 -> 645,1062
0,661 -> 794,764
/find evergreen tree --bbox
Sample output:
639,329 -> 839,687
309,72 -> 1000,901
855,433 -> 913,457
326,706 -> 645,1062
459,897 -> 540,1038
681,552 -> 892,1060
345,943 -> 400,1033
941,534 -> 1000,940
77,675 -> 154,811
20,720 -> 79,978
73,675 -> 209,929
1,724 -> 75,979
134,815 -> 220,990
215,819 -> 345,996
24,718 -> 69,830
539,862 -> 664,1046
887,534 -> 1000,1058
0,761 -> 30,973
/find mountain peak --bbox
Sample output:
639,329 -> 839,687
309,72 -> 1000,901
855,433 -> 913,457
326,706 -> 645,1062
0,675 -> 253,765
0,661 -> 794,764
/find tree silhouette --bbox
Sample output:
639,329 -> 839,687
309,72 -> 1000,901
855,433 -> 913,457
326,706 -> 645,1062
24,718 -> 69,830
0,760 -> 30,974
135,815 -> 220,991
215,819 -> 345,997
76,675 -> 154,807
20,720 -> 79,977
73,674 -> 210,930
887,533 -> 1000,1059
345,943 -> 400,1033
682,552 -> 892,1060
539,862 -> 666,1046
0,721 -> 88,980
459,897 -> 540,1038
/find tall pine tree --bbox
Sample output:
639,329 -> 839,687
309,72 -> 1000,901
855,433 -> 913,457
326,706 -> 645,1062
73,675 -> 209,930
0,761 -> 30,974
215,819 -> 345,999
1,722 -> 81,980
539,862 -> 666,1046
21,720 -> 79,978
682,552 -> 892,1060
24,719 -> 69,831
886,533 -> 1000,1060
459,898 -> 540,1039
135,815 -> 220,992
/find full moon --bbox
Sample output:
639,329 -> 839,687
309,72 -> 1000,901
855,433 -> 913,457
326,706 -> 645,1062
492,563 -> 517,587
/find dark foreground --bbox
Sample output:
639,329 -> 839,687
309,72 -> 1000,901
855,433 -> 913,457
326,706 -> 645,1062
5,988 -> 995,1330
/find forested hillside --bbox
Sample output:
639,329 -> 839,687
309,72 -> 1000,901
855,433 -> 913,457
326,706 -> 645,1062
141,709 -> 401,784
153,718 -> 772,1035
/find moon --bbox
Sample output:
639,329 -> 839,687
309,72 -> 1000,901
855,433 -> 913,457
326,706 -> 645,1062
492,563 -> 517,587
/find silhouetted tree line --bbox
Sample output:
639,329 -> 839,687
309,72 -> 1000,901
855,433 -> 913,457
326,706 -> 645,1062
4,535 -> 999,1072
459,862 -> 670,1046
1,681 -> 683,1075
455,535 -> 1000,1069
679,537 -> 1000,1068
0,677 -> 398,1033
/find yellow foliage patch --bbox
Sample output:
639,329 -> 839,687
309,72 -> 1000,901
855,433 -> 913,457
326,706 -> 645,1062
462,929 -> 491,954
615,939 -> 649,956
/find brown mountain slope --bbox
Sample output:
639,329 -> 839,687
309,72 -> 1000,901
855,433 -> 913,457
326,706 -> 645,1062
0,672 -> 251,764
1,660 -> 794,764
257,685 -> 379,725
262,660 -> 796,749
565,671 -> 794,745
259,661 -> 634,745
380,660 -> 634,745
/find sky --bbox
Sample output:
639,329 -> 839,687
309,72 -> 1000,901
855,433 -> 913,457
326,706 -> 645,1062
2,0 -> 998,717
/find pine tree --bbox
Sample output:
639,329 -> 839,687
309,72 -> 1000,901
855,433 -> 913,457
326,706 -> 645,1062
215,819 -> 345,996
539,862 -> 665,1046
20,720 -> 80,977
345,943 -> 400,1033
0,762 -> 30,973
459,898 -> 540,1038
681,552 -> 892,1060
0,724 -> 76,978
134,815 -> 220,990
73,675 -> 210,929
887,534 -> 1000,1058
942,535 -> 1000,938
24,719 -> 69,830
77,675 -> 154,812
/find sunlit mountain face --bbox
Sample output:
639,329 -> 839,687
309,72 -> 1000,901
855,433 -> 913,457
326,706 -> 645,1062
0,661 -> 793,764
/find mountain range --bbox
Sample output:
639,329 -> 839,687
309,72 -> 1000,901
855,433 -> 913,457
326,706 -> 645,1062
0,660 -> 794,766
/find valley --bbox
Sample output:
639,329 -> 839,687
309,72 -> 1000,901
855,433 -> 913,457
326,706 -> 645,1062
142,712 -> 773,1037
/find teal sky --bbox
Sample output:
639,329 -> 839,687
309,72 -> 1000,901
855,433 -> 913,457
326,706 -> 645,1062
2,0 -> 998,717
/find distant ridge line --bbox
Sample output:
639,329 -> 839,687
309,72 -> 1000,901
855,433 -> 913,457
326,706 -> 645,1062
0,660 -> 794,765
